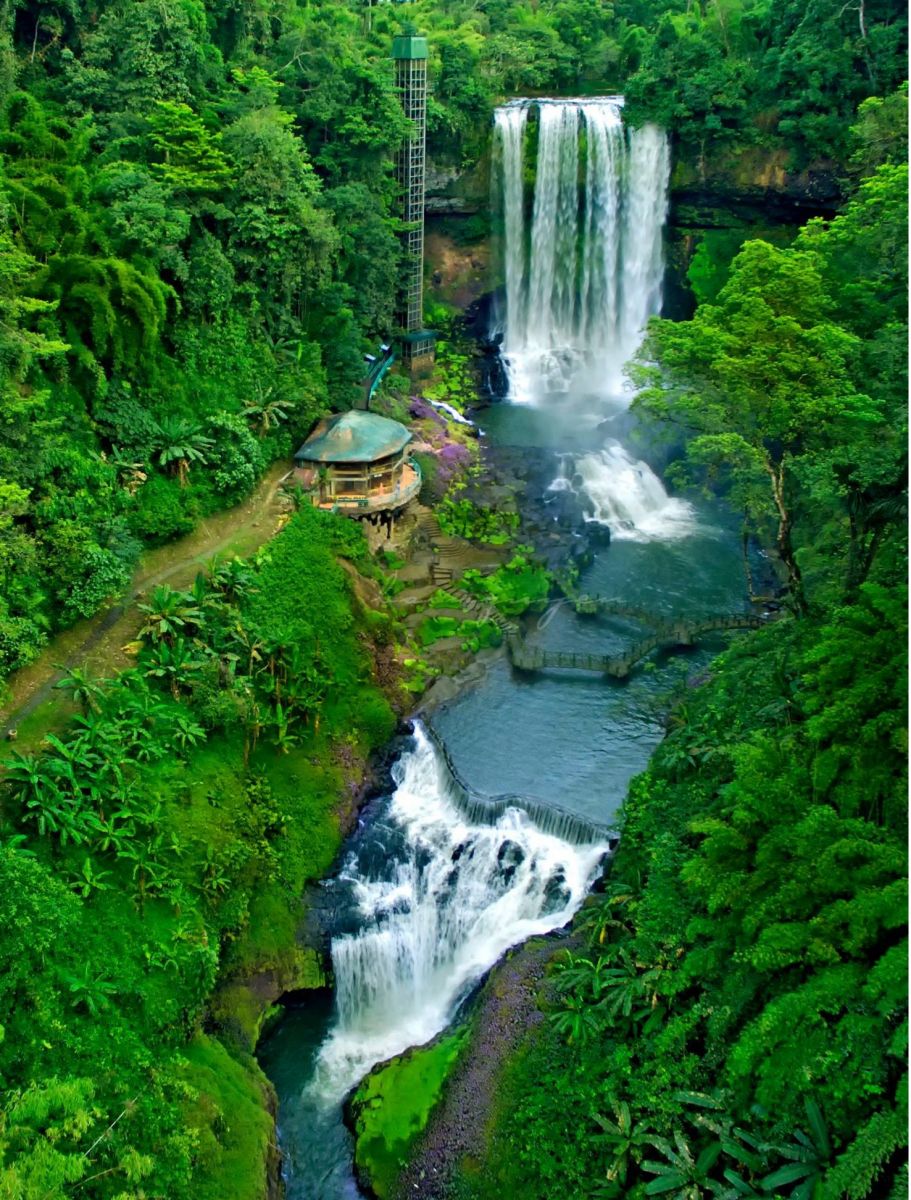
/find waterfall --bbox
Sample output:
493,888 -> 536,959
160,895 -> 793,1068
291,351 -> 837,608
561,441 -> 695,541
309,724 -> 608,1104
493,98 -> 670,405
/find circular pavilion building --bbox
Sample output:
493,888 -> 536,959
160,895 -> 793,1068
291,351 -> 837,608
293,411 -> 421,526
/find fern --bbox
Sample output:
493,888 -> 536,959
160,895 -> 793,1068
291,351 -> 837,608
825,1100 -> 908,1200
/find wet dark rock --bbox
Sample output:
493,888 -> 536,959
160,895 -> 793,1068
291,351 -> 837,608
497,839 -> 525,869
542,869 -> 571,914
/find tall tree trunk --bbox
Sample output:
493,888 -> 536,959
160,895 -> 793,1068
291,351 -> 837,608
767,461 -> 808,614
741,520 -> 758,601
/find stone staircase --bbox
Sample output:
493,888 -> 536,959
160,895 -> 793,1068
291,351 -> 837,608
409,507 -> 508,587
448,587 -> 519,638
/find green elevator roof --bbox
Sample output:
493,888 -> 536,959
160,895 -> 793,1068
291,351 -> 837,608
294,411 -> 412,464
392,35 -> 428,60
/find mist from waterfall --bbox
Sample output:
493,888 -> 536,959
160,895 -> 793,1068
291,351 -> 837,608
493,97 -> 670,405
308,724 -> 608,1106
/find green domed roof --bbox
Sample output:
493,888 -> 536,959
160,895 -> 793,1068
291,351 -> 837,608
294,411 -> 412,464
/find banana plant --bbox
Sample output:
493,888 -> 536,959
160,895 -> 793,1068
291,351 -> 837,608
141,636 -> 204,699
62,964 -> 118,1016
211,556 -> 257,602
553,951 -> 613,1002
138,584 -> 204,645
53,666 -> 105,714
67,856 -> 112,899
198,846 -> 231,902
120,837 -> 168,914
642,1129 -> 727,1199
172,712 -> 206,753
270,702 -> 299,754
594,1100 -> 656,1185
548,993 -> 603,1044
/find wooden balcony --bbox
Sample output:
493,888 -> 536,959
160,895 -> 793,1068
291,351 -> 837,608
313,460 -> 422,515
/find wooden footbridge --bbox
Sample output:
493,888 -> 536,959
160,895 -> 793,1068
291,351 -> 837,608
507,605 -> 767,680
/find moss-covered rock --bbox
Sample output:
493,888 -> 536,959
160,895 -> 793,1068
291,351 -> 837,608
349,1029 -> 468,1199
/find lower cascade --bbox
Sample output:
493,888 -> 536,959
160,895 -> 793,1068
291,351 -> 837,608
552,441 -> 696,541
308,724 -> 609,1105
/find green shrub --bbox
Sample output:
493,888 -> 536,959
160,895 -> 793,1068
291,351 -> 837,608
354,689 -> 397,748
459,619 -> 502,652
418,615 -> 461,646
129,475 -> 197,545
462,554 -> 551,617
436,497 -> 519,545
63,546 -> 130,620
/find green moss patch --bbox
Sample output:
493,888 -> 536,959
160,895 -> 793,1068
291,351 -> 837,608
182,1034 -> 275,1200
351,1029 -> 467,1198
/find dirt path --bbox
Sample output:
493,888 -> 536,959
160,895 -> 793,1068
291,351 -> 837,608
0,462 -> 292,739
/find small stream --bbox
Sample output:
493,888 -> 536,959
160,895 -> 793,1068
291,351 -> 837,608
258,100 -> 751,1198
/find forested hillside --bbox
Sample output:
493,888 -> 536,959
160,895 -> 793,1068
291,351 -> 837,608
1,0 -> 906,677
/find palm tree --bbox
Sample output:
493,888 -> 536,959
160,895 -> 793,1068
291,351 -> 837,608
243,386 -> 295,437
154,416 -> 214,486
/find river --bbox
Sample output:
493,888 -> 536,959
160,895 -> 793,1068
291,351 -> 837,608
258,98 -> 750,1199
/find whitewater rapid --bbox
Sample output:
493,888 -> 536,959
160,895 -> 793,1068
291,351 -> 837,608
551,442 -> 697,542
308,725 -> 608,1105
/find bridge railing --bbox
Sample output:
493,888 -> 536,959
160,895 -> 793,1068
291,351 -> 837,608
507,611 -> 769,679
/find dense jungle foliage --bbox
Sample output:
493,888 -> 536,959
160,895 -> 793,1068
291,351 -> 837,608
464,101 -> 908,1200
0,505 -> 401,1197
0,0 -> 907,676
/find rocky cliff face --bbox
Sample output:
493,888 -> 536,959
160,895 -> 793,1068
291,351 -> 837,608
426,151 -> 490,215
669,143 -> 842,225
426,137 -> 842,222
424,137 -> 841,322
